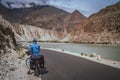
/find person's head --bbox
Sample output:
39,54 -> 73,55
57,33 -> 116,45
32,38 -> 37,43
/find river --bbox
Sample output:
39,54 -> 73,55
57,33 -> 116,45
22,42 -> 120,61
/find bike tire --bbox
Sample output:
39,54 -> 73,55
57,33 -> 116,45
35,64 -> 40,77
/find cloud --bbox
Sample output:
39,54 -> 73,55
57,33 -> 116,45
1,0 -> 120,17
1,0 -> 49,4
1,0 -> 49,8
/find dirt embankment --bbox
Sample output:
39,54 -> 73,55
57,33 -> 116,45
0,47 -> 43,80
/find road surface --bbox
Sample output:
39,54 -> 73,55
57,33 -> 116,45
40,49 -> 120,80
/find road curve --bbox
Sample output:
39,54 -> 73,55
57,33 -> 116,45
41,49 -> 120,80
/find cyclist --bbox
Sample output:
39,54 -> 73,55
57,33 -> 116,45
28,38 -> 44,74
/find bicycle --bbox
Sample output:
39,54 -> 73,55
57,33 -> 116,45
26,51 -> 45,77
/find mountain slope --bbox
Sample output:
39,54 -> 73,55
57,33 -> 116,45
70,2 -> 120,44
0,14 -> 16,52
0,3 -> 86,41
0,4 -> 69,31
0,3 -> 71,41
13,24 -> 61,41
64,10 -> 86,33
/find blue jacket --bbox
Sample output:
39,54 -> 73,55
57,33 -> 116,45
29,43 -> 41,57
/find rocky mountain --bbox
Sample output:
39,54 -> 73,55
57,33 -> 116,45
0,2 -> 86,41
0,3 -> 71,40
64,10 -> 86,33
0,4 -> 69,30
0,14 -> 16,53
70,2 -> 120,44
0,1 -> 119,44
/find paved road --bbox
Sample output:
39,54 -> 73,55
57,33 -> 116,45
40,49 -> 120,80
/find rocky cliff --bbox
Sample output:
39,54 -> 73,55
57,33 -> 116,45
13,24 -> 62,41
0,14 -> 16,53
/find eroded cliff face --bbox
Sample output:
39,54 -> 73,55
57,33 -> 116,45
0,15 -> 16,53
13,24 -> 64,41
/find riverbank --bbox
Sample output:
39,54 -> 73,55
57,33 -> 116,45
42,47 -> 120,69
17,41 -> 120,47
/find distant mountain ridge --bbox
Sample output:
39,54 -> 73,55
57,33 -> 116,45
0,4 -> 68,22
69,2 -> 120,44
89,2 -> 120,18
0,2 -> 120,44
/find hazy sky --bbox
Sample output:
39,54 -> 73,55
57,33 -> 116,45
48,0 -> 120,17
1,0 -> 120,17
